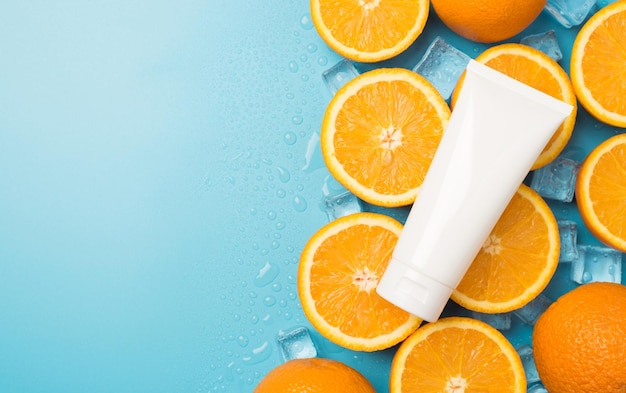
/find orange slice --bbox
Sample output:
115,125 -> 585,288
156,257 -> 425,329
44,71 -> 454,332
297,212 -> 421,351
570,1 -> 626,127
321,68 -> 451,208
451,184 -> 560,313
575,133 -> 626,252
390,317 -> 526,393
452,43 -> 577,169
310,0 -> 430,62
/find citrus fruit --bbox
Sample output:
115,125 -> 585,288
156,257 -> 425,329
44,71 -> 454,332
254,357 -> 376,393
532,282 -> 626,393
570,0 -> 626,127
575,133 -> 626,252
310,0 -> 430,62
452,43 -> 577,169
390,317 -> 526,393
430,0 -> 546,43
297,212 -> 421,351
321,68 -> 450,208
451,184 -> 560,313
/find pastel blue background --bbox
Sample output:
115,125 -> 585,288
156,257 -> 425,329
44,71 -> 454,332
0,1 -> 623,392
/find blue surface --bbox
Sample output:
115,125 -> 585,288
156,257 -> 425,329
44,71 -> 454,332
0,1 -> 624,392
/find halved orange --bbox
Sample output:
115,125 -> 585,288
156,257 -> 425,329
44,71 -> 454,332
575,133 -> 626,252
452,43 -> 577,169
451,184 -> 560,313
321,68 -> 451,208
310,0 -> 430,62
297,212 -> 422,351
571,0 -> 626,127
390,317 -> 526,393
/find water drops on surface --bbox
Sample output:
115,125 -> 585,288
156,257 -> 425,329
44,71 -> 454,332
291,115 -> 303,125
292,195 -> 308,212
283,131 -> 297,145
288,61 -> 299,73
299,13 -> 314,30
254,262 -> 280,287
242,341 -> 273,365
306,43 -> 318,53
277,166 -> 291,183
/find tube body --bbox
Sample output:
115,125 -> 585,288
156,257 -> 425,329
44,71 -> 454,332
376,60 -> 573,322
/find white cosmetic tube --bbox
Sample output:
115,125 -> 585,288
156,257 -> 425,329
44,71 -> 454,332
376,60 -> 573,322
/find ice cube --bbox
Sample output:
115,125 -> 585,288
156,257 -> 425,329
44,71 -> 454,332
471,311 -> 511,331
520,30 -> 563,62
516,344 -> 540,384
570,244 -> 623,284
276,326 -> 318,361
513,293 -> 552,325
529,157 -> 580,202
545,0 -> 598,28
324,190 -> 363,221
528,383 -> 548,393
322,59 -> 360,95
558,220 -> 579,263
412,36 -> 471,101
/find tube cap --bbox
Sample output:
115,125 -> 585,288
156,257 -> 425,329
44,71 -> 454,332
376,258 -> 453,322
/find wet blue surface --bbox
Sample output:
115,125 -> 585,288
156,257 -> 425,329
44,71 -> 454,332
0,1 -> 624,392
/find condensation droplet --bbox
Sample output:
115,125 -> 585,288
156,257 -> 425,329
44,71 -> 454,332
306,43 -> 318,53
317,56 -> 328,66
267,210 -> 277,220
283,131 -> 297,145
292,115 -> 304,125
288,61 -> 299,73
263,295 -> 277,306
299,13 -> 314,30
242,341 -> 272,365
254,262 -> 280,287
293,195 -> 308,212
277,166 -> 291,183
237,335 -> 249,347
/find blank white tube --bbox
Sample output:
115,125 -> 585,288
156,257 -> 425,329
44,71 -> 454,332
376,60 -> 573,322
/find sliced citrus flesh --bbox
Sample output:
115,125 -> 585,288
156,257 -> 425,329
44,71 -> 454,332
451,184 -> 560,313
452,43 -> 577,169
321,68 -> 451,207
390,317 -> 526,393
310,0 -> 430,62
297,212 -> 421,351
570,0 -> 626,127
575,133 -> 626,252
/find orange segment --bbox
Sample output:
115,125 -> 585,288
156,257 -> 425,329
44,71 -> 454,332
321,68 -> 451,207
310,0 -> 430,62
575,133 -> 626,252
570,0 -> 626,127
452,43 -> 577,169
390,317 -> 526,393
297,212 -> 421,351
451,184 -> 560,313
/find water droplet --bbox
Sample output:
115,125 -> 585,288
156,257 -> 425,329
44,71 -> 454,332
582,271 -> 593,283
277,166 -> 291,183
288,61 -> 299,73
300,54 -> 308,62
292,115 -> 303,125
283,131 -> 297,145
317,56 -> 328,66
237,335 -> 249,347
267,210 -> 277,220
306,43 -> 318,53
242,341 -> 272,365
263,295 -> 277,306
299,13 -> 314,30
293,195 -> 308,212
254,262 -> 280,287
276,189 -> 286,198
286,92 -> 295,100
276,221 -> 286,230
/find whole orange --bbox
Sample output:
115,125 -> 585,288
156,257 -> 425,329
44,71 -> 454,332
431,0 -> 547,43
254,357 -> 376,393
532,282 -> 626,393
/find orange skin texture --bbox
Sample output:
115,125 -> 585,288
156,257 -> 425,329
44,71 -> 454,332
532,282 -> 626,393
431,0 -> 547,43
254,358 -> 376,393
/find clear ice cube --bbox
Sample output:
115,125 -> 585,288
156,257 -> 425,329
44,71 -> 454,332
324,190 -> 363,221
516,344 -> 540,384
558,220 -> 579,263
520,30 -> 563,62
529,157 -> 580,202
513,293 -> 552,325
412,36 -> 471,101
528,383 -> 548,393
322,59 -> 360,95
471,311 -> 511,331
276,326 -> 318,361
545,0 -> 598,28
570,244 -> 623,284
